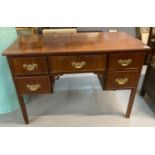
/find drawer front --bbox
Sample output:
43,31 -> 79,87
105,70 -> 140,89
15,76 -> 51,94
11,57 -> 48,75
49,54 -> 106,73
108,52 -> 145,70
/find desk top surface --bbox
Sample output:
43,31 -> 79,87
3,32 -> 150,56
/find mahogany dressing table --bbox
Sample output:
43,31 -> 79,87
2,32 -> 150,124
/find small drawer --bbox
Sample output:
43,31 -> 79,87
105,70 -> 140,89
49,54 -> 106,73
108,52 -> 145,70
11,57 -> 48,75
15,76 -> 51,94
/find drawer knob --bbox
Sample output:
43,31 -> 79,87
115,78 -> 129,85
23,63 -> 38,71
26,84 -> 41,91
71,61 -> 86,69
118,59 -> 132,67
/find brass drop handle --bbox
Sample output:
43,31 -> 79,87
22,63 -> 38,71
115,78 -> 129,85
71,61 -> 86,69
26,84 -> 41,91
118,59 -> 132,67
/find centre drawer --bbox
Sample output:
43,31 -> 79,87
108,52 -> 145,70
49,54 -> 107,73
10,57 -> 48,75
105,70 -> 141,89
15,76 -> 51,94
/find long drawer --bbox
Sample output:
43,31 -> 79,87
15,76 -> 51,94
49,54 -> 107,73
105,70 -> 141,89
108,52 -> 145,70
10,57 -> 48,75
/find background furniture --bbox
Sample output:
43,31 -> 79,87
37,27 -> 138,37
136,27 -> 151,64
42,28 -> 77,35
77,27 -> 138,37
3,32 -> 149,124
37,27 -> 76,34
16,27 -> 37,35
140,27 -> 155,103
138,27 -> 150,44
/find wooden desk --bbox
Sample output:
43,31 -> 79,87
2,32 -> 150,124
